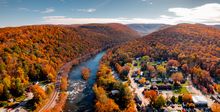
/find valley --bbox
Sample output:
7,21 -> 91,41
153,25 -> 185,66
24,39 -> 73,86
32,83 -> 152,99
0,23 -> 220,112
1,1 -> 220,112
92,24 -> 220,112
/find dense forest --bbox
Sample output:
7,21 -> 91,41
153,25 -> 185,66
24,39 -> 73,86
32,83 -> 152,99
94,24 -> 220,111
0,23 -> 139,108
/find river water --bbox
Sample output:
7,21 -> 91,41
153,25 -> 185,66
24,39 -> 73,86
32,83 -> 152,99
64,51 -> 105,112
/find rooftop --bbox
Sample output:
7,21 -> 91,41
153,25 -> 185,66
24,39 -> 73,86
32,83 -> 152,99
192,95 -> 208,104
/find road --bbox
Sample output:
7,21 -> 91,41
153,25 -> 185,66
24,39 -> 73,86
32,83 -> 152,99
38,61 -> 71,112
186,74 -> 214,107
128,66 -> 149,107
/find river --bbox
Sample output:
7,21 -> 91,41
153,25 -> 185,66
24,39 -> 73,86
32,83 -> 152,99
63,51 -> 106,112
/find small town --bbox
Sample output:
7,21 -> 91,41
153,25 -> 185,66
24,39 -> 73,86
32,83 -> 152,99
111,55 -> 220,112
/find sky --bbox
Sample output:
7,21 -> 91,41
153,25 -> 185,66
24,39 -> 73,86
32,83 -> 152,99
1,0 -> 220,27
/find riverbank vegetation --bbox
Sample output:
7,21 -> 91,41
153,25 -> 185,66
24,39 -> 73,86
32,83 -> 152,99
93,63 -> 136,112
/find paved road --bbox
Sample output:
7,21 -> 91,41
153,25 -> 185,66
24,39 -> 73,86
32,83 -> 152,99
39,61 -> 71,112
186,74 -> 214,107
128,66 -> 149,107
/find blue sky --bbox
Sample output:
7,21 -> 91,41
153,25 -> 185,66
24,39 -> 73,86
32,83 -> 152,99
1,0 -> 220,27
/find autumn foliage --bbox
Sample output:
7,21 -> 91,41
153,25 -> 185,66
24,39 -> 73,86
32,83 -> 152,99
182,94 -> 192,103
0,23 -> 139,105
49,92 -> 68,112
30,84 -> 47,109
171,72 -> 183,83
144,90 -> 158,104
101,24 -> 220,94
93,63 -> 135,111
81,67 -> 90,80
60,76 -> 68,91
211,103 -> 220,112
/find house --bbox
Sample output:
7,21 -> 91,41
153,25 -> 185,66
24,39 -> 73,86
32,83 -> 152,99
135,77 -> 140,83
151,78 -> 157,82
157,78 -> 162,83
168,78 -> 174,84
211,95 -> 220,103
8,98 -> 14,103
192,95 -> 208,107
169,66 -> 178,73
132,73 -> 138,77
140,71 -> 144,76
150,85 -> 158,90
111,90 -> 120,95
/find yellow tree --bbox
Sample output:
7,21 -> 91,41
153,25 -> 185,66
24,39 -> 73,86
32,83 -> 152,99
157,65 -> 166,74
3,75 -> 11,89
0,83 -> 4,96
139,77 -> 146,85
60,76 -> 68,91
93,85 -> 120,112
154,95 -> 166,108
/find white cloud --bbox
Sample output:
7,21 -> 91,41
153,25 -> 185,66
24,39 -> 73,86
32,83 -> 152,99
42,3 -> 220,25
18,7 -> 31,12
167,3 -> 220,24
19,7 -> 54,14
77,8 -> 96,13
41,8 -> 55,13
141,0 -> 153,5
42,16 -> 167,24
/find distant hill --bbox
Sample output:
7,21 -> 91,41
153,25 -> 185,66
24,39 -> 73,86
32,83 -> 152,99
127,24 -> 170,36
213,25 -> 220,29
0,23 -> 139,103
117,23 -> 220,60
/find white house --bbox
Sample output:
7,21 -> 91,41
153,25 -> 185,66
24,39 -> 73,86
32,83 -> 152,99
192,95 -> 208,107
111,90 -> 120,95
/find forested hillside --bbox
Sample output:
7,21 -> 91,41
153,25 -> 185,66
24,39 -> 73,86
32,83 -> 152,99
99,24 -> 220,105
0,23 -> 139,107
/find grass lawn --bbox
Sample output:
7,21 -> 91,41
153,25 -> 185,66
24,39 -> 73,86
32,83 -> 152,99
182,80 -> 189,86
148,62 -> 157,66
174,86 -> 189,94
156,82 -> 164,85
133,60 -> 141,68
137,61 -> 141,68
